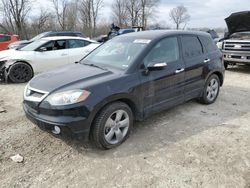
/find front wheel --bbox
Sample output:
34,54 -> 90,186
91,102 -> 133,149
199,74 -> 220,104
8,62 -> 33,83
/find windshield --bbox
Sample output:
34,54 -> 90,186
80,38 -> 149,70
30,32 -> 50,41
230,32 -> 250,40
19,39 -> 49,51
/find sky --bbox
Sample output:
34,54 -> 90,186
37,0 -> 250,29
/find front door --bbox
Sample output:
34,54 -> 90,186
34,40 -> 69,73
140,36 -> 185,115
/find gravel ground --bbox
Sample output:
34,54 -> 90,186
0,65 -> 250,188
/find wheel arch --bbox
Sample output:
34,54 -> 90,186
206,71 -> 224,86
88,95 -> 143,137
7,60 -> 34,76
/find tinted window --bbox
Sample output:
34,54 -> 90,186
182,36 -> 203,58
0,36 -> 11,42
145,37 -> 179,65
68,39 -> 90,48
199,36 -> 218,52
39,40 -> 66,51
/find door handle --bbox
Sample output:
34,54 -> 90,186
61,53 -> 68,56
204,59 -> 210,63
175,68 -> 185,74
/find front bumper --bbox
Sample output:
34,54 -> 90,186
23,102 -> 91,140
223,51 -> 250,64
0,63 -> 6,81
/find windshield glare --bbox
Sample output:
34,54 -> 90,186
19,39 -> 48,51
81,38 -> 148,70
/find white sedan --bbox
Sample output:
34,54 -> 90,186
0,36 -> 100,83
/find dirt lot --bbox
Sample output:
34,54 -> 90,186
0,65 -> 250,188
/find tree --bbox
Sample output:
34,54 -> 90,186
126,0 -> 141,26
31,8 -> 52,34
140,0 -> 159,28
51,0 -> 69,30
169,5 -> 190,30
78,0 -> 103,37
0,0 -> 31,39
111,0 -> 159,29
112,0 -> 128,27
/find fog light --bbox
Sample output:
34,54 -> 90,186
52,126 -> 61,135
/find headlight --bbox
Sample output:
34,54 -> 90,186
45,90 -> 90,106
217,42 -> 223,50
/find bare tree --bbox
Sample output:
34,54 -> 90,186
65,1 -> 78,31
0,0 -> 31,39
112,0 -> 128,27
51,0 -> 69,30
111,0 -> 159,29
78,0 -> 103,37
169,5 -> 190,30
31,8 -> 52,34
126,0 -> 141,26
140,0 -> 159,28
91,0 -> 103,36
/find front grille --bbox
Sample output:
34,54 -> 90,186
224,41 -> 250,52
24,86 -> 49,103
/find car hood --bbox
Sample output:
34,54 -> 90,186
29,63 -> 114,92
225,11 -> 250,36
9,40 -> 29,46
0,49 -> 33,61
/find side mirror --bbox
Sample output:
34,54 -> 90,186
147,61 -> 167,71
38,47 -> 47,52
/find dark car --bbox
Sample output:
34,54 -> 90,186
23,30 -> 225,149
8,31 -> 85,49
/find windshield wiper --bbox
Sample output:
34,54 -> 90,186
82,63 -> 108,71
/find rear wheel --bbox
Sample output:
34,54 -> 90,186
8,62 -> 33,83
91,102 -> 133,149
199,74 -> 220,104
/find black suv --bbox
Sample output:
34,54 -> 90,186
8,31 -> 85,49
23,30 -> 225,149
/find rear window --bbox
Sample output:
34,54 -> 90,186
0,35 -> 11,42
199,36 -> 218,52
182,36 -> 203,58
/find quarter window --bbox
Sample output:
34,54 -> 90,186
144,37 -> 179,65
199,36 -> 217,52
182,36 -> 203,58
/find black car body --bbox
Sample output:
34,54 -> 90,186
23,30 -> 225,149
8,31 -> 85,50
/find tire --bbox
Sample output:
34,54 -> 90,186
224,61 -> 229,69
199,74 -> 220,104
91,102 -> 133,149
8,62 -> 33,83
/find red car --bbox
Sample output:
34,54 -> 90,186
0,34 -> 18,51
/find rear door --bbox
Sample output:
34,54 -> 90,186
181,35 -> 207,101
140,36 -> 185,115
